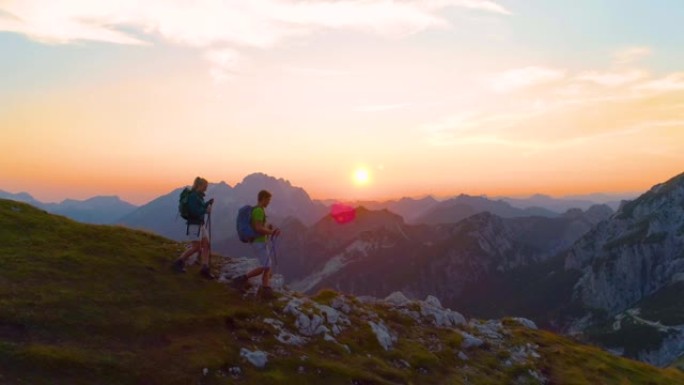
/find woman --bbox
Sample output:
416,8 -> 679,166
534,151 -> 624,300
173,177 -> 215,279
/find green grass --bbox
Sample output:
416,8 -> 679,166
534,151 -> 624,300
2,199 -> 684,385
0,200 -> 253,385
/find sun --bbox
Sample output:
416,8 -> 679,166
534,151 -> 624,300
353,168 -> 371,186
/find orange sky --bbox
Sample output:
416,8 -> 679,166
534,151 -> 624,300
1,1 -> 683,204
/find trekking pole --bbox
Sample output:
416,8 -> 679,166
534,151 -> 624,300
270,234 -> 279,270
206,205 -> 212,264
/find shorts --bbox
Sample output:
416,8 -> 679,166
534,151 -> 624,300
186,223 -> 209,242
251,241 -> 271,268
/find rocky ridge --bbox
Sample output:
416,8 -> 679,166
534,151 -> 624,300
219,255 -> 549,383
562,172 -> 684,366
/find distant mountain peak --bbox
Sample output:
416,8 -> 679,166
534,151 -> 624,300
0,190 -> 37,202
530,193 -> 552,200
241,172 -> 292,186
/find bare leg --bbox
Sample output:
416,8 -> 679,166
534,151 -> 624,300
178,241 -> 200,262
245,267 -> 266,279
261,267 -> 271,287
200,238 -> 210,267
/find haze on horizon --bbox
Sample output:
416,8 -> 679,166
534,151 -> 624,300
1,1 -> 683,205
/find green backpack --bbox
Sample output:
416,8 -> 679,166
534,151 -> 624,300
178,188 -> 193,221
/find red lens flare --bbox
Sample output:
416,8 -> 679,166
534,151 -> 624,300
331,203 -> 356,224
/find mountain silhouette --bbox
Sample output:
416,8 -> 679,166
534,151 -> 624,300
0,190 -> 137,224
118,174 -> 328,242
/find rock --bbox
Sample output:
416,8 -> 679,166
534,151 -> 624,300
240,348 -> 268,368
282,296 -> 351,342
369,321 -> 397,351
276,330 -> 307,346
470,320 -> 503,340
228,366 -> 242,377
318,304 -> 341,324
511,317 -> 538,330
219,257 -> 285,289
458,351 -> 469,361
385,291 -> 411,306
263,318 -> 284,328
460,332 -> 484,349
527,369 -> 548,384
324,333 -> 336,342
331,297 -> 352,313
419,300 -> 466,328
424,295 -> 442,308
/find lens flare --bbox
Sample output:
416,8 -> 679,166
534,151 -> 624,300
331,203 -> 356,224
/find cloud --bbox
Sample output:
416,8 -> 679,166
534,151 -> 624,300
488,66 -> 566,93
204,48 -> 245,84
613,46 -> 652,64
0,2 -> 147,45
0,0 -> 510,47
635,73 -> 684,92
421,0 -> 512,15
576,69 -> 647,87
423,54 -> 684,149
0,0 -> 510,81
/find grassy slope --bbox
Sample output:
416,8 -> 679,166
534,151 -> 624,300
1,199 -> 684,385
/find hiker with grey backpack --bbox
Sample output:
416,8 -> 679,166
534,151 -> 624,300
233,189 -> 281,299
173,177 -> 215,279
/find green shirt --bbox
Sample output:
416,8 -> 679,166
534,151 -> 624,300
252,206 -> 267,243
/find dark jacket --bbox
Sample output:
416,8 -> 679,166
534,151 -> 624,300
187,190 -> 209,224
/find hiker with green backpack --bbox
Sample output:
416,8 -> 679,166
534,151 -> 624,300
233,190 -> 281,298
173,177 -> 215,279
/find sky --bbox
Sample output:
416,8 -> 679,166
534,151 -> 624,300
1,0 -> 683,205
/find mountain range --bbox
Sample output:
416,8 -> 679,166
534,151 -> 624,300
2,198 -> 683,384
3,174 -> 630,233
0,190 -> 137,224
500,193 -> 633,213
5,171 -> 683,367
267,171 -> 684,367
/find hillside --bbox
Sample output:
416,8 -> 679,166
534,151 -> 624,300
285,207 -> 610,309
562,171 -> 684,365
0,190 -> 137,224
1,199 -> 684,385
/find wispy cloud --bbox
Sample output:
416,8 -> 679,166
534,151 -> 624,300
576,69 -> 647,87
613,46 -> 652,64
488,66 -> 566,93
0,2 -> 147,45
423,50 -> 684,150
0,0 -> 511,46
0,0 -> 510,81
204,48 -> 245,84
635,73 -> 684,92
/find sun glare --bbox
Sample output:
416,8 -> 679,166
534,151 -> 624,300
353,168 -> 370,186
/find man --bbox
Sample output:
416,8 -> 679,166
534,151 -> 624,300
173,177 -> 215,279
233,190 -> 280,297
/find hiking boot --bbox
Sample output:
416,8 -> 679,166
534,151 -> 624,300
200,265 -> 216,280
231,275 -> 249,291
258,286 -> 276,300
172,259 -> 186,273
